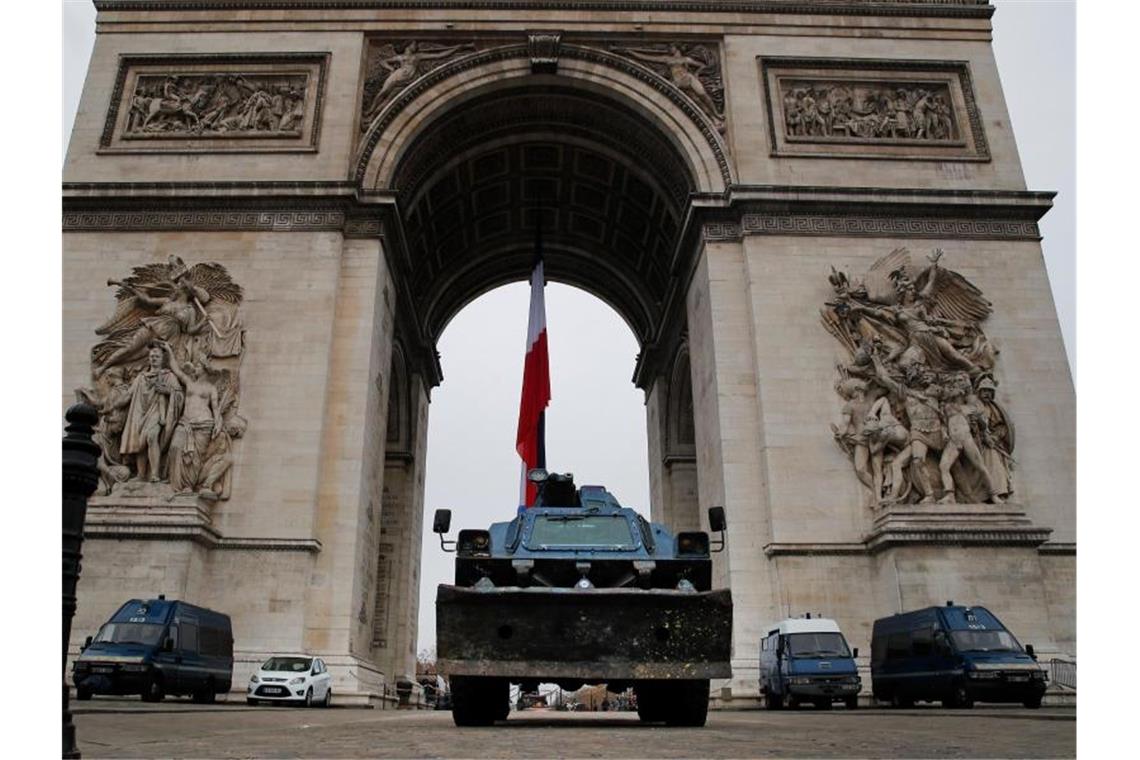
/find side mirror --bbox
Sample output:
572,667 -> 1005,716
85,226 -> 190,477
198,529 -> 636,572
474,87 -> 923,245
852,647 -> 859,659
708,506 -> 727,552
1025,644 -> 1036,660
433,509 -> 455,553
163,637 -> 174,653
82,635 -> 93,651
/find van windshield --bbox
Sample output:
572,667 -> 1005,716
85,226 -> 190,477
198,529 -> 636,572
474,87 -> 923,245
786,632 -> 851,658
93,622 -> 165,647
950,629 -> 1021,653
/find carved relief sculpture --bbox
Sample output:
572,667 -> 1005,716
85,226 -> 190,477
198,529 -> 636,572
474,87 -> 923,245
612,43 -> 726,132
125,73 -> 309,137
77,257 -> 247,502
779,80 -> 958,143
821,249 -> 1014,507
360,41 -> 477,129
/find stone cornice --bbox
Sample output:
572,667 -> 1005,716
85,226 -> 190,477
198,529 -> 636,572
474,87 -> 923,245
93,1 -> 995,21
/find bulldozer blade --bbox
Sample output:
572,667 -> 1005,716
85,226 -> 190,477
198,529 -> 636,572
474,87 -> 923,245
436,585 -> 732,680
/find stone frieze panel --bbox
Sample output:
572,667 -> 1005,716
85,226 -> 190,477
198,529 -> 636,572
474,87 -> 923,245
100,54 -> 329,153
760,57 -> 989,161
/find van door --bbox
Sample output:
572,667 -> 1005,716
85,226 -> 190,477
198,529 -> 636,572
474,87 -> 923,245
177,618 -> 200,695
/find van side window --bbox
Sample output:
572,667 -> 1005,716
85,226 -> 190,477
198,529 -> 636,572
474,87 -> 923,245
886,632 -> 909,659
181,622 -> 199,654
911,627 -> 933,656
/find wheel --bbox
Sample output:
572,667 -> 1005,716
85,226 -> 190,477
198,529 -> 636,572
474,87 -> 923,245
141,673 -> 165,703
764,691 -> 784,711
944,684 -> 974,709
192,679 -> 216,704
663,679 -> 710,727
891,692 -> 913,709
788,696 -> 801,709
304,687 -> 313,707
76,686 -> 93,701
635,682 -> 667,723
247,698 -> 259,706
323,688 -> 332,708
450,676 -> 508,726
1023,694 -> 1043,709
813,699 -> 833,710
845,696 -> 858,710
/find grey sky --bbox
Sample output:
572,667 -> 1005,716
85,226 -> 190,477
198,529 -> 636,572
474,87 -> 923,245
60,1 -> 1075,655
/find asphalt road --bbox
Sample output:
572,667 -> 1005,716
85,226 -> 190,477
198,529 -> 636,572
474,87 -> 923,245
73,700 -> 1075,758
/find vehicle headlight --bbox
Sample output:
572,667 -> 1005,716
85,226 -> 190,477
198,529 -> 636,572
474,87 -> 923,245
122,664 -> 147,672
1031,670 -> 1047,680
289,677 -> 305,685
250,675 -> 260,683
967,671 -> 998,680
789,677 -> 813,685
842,676 -> 861,684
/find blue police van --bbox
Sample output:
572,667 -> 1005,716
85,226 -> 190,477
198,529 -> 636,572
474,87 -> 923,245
870,602 -> 1047,709
759,616 -> 861,710
73,596 -> 233,703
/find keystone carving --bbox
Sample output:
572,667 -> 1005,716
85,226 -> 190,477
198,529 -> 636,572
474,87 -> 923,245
611,43 -> 726,132
77,257 -> 248,502
821,249 -> 1013,508
360,41 -> 478,129
780,79 -> 958,143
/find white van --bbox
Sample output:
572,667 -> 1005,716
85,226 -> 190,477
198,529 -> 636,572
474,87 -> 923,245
759,616 -> 860,709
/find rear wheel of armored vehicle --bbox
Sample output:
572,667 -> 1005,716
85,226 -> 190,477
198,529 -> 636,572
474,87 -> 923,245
451,676 -> 508,726
141,673 -> 165,703
635,682 -> 667,722
664,679 -> 710,727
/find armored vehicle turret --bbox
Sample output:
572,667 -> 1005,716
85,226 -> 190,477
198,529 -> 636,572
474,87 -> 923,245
433,469 -> 733,726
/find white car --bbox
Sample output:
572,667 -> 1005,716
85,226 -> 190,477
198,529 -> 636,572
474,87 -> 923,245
247,656 -> 332,707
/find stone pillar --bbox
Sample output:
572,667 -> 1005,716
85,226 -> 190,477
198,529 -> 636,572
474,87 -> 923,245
686,239 -> 779,701
302,235 -> 397,700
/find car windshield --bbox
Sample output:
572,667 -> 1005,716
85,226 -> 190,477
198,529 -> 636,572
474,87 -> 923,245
262,657 -> 313,672
92,622 -> 165,646
786,632 -> 851,658
528,515 -> 636,549
949,629 -> 1021,653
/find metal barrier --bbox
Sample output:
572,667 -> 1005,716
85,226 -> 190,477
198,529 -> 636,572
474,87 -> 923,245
1049,658 -> 1076,690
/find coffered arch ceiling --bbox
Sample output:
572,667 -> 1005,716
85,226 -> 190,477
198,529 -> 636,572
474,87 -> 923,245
391,85 -> 696,347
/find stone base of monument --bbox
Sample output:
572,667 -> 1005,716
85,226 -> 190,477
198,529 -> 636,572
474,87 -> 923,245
86,491 -> 221,546
863,502 -> 1052,553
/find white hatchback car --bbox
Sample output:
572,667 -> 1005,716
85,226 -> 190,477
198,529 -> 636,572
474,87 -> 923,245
247,656 -> 332,707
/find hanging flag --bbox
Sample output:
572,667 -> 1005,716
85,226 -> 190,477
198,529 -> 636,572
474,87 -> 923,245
516,214 -> 550,509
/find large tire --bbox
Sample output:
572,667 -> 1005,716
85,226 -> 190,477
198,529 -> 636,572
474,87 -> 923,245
304,687 -> 313,708
764,691 -> 784,711
635,682 -> 667,723
141,673 -> 164,703
664,680 -> 710,727
891,692 -> 913,709
944,683 -> 974,709
76,686 -> 93,701
845,695 -> 858,710
1023,693 -> 1043,709
451,676 -> 508,727
192,679 -> 216,704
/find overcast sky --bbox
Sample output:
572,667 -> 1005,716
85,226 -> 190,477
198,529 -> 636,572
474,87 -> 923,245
61,0 -> 1075,655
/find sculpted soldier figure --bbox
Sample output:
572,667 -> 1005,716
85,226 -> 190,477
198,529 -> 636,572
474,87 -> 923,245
938,373 -> 1000,504
163,343 -> 223,495
832,378 -> 876,494
871,354 -> 945,504
120,344 -> 183,483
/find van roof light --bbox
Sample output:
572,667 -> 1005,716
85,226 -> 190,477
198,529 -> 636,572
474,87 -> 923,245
159,594 -> 166,600
946,600 -> 953,606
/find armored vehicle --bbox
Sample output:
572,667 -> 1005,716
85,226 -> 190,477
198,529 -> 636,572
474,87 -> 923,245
433,469 -> 733,727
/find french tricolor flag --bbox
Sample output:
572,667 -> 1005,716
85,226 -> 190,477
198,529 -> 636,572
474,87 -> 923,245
516,225 -> 550,509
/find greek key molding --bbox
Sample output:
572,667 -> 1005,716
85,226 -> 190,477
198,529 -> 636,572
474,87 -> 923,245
740,214 -> 1039,240
64,207 -> 349,232
100,53 -> 329,154
760,57 -> 989,162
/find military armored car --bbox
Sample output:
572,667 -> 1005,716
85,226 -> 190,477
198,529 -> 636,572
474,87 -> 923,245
433,469 -> 733,726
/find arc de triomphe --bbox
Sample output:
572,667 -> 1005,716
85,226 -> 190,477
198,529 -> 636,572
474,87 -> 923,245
64,0 -> 1074,705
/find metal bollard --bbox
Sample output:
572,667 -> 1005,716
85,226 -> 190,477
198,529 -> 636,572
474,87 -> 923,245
62,404 -> 101,760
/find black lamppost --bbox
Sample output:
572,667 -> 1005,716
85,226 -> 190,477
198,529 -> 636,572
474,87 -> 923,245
63,404 -> 100,760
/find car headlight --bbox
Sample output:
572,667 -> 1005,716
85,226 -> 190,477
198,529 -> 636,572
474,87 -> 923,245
289,677 -> 305,685
842,676 -> 861,684
1031,671 -> 1047,680
967,671 -> 998,679
250,674 -> 260,683
789,677 -> 813,685
122,664 -> 147,672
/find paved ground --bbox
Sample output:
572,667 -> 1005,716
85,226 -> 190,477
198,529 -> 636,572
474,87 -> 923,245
73,699 -> 1075,758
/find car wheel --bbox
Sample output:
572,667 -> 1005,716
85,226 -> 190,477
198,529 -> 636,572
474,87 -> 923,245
788,696 -> 801,709
323,688 -> 332,708
305,688 -> 313,708
813,699 -> 833,710
192,679 -> 216,704
891,693 -> 913,709
945,684 -> 974,709
1023,694 -> 1043,709
141,674 -> 164,703
845,696 -> 858,710
764,691 -> 783,711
